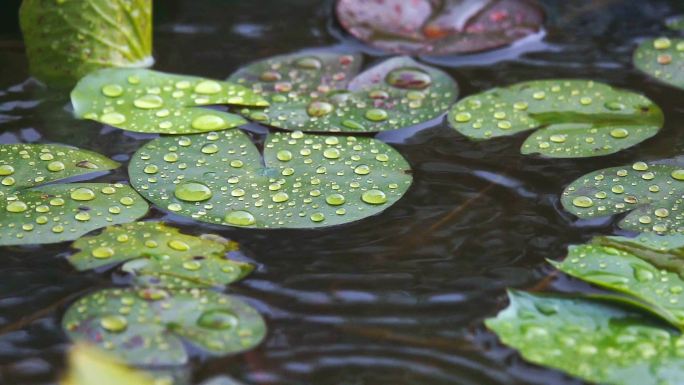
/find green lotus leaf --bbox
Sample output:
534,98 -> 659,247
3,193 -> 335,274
229,53 -> 458,133
63,288 -> 266,366
71,68 -> 269,134
68,222 -> 252,288
0,144 -> 148,246
599,233 -> 684,277
561,159 -> 684,234
486,290 -> 684,385
62,344 -> 156,385
19,0 -> 153,87
448,79 -> 663,158
128,130 -> 412,229
552,235 -> 684,329
634,37 -> 684,90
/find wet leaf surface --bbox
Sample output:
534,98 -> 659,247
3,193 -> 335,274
229,53 -> 457,133
20,0 -> 153,87
562,159 -> 684,234
448,79 -> 663,158
63,288 -> 266,366
634,37 -> 684,90
61,344 -> 156,385
486,291 -> 684,385
0,144 -> 148,246
69,222 -> 252,288
71,68 -> 269,134
128,130 -> 412,229
335,0 -> 545,55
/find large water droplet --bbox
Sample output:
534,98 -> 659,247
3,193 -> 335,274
174,181 -> 213,202
71,188 -> 96,201
192,115 -> 227,131
0,165 -> 14,176
362,189 -> 387,205
307,101 -> 333,117
294,57 -> 322,70
197,309 -> 238,330
226,210 -> 256,226
194,80 -> 222,94
385,67 -> 432,89
365,108 -> 388,122
572,196 -> 594,208
100,314 -> 128,333
6,201 -> 28,213
92,246 -> 114,259
133,94 -> 164,109
100,112 -> 126,125
101,84 -> 123,97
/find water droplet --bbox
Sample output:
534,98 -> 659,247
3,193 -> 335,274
272,192 -> 289,203
354,165 -> 370,175
362,189 -> 387,205
655,208 -> 670,218
307,101 -> 334,117
120,197 -> 134,206
276,150 -> 293,162
100,112 -> 126,125
310,212 -> 325,222
194,80 -> 222,94
75,212 -> 91,221
101,84 -> 123,97
100,315 -> 128,333
92,246 -> 114,259
47,161 -> 65,172
138,288 -> 169,301
192,115 -> 227,131
174,181 -> 213,202
201,143 -> 219,154
164,153 -> 179,162
326,193 -> 345,206
549,134 -> 566,143
454,112 -> 471,122
605,101 -> 625,111
342,120 -> 365,130
226,210 -> 256,226
71,188 -> 96,201
0,165 -> 14,176
323,148 -> 341,159
260,70 -> 281,82
633,265 -> 655,282
632,162 -> 648,171
671,169 -> 684,181
143,165 -> 159,174
365,109 -> 388,122
168,240 -> 189,251
385,67 -> 432,89
6,201 -> 27,213
572,196 -> 594,208
133,94 -> 164,109
197,309 -> 238,330
610,128 -> 629,138
182,260 -> 201,270
654,37 -> 672,50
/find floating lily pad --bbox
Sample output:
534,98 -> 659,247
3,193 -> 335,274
486,291 -> 684,385
335,0 -> 544,55
562,159 -> 684,234
129,130 -> 412,229
634,37 -> 684,90
63,288 -> 266,366
0,144 -> 148,246
69,222 -> 252,288
62,344 -> 156,385
448,80 -> 663,158
229,53 -> 457,133
20,0 -> 153,87
552,235 -> 684,329
599,233 -> 684,278
667,16 -> 684,31
71,68 -> 269,134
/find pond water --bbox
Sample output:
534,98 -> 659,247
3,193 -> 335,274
0,0 -> 683,384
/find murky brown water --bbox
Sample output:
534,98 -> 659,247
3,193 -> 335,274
0,0 -> 683,384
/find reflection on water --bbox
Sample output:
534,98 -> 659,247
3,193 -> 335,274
0,0 -> 682,384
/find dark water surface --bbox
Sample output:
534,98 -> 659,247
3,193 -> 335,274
0,1 -> 683,384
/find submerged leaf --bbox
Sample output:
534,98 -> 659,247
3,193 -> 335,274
63,288 -> 266,366
128,130 -> 412,229
634,37 -> 684,90
229,53 -> 457,133
561,159 -> 684,234
69,222 -> 252,288
71,69 -> 269,134
61,344 -> 156,385
552,235 -> 684,329
0,144 -> 148,246
448,79 -> 663,158
335,0 -> 544,55
20,0 -> 153,87
486,291 -> 684,385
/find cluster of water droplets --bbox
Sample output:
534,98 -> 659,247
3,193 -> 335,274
635,37 -> 684,86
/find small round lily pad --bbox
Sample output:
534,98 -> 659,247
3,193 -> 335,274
71,68 -> 269,134
0,144 -> 148,246
128,129 -> 412,229
561,159 -> 684,234
448,79 -> 663,158
634,37 -> 684,90
486,291 -> 684,385
19,0 -> 153,86
63,288 -> 266,366
69,222 -> 252,288
229,52 -> 457,133
335,0 -> 545,55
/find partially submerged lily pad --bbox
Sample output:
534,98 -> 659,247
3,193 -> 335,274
62,344 -> 156,385
448,79 -> 663,158
335,0 -> 545,55
63,288 -> 266,366
634,37 -> 684,90
486,291 -> 684,385
20,0 -> 153,87
129,130 -> 412,229
69,222 -> 252,288
0,144 -> 148,246
552,235 -> 684,329
229,53 -> 457,133
561,159 -> 684,234
71,69 -> 269,134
